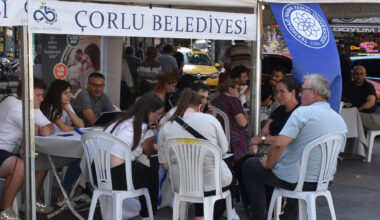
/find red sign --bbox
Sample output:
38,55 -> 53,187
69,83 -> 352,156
53,63 -> 68,79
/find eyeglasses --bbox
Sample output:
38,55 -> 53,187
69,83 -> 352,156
89,82 -> 105,88
300,87 -> 313,92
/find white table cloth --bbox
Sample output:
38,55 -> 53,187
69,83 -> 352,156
340,107 -> 367,158
35,130 -> 86,220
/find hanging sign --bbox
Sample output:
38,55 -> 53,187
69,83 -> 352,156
0,0 -> 27,26
28,0 -> 256,40
271,3 -> 341,112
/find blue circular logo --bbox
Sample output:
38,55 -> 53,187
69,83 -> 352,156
282,4 -> 329,49
67,35 -> 80,47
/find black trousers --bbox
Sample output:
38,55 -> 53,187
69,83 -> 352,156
243,157 -> 322,220
92,156 -> 159,218
242,157 -> 297,220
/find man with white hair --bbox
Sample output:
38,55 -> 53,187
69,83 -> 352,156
243,74 -> 347,220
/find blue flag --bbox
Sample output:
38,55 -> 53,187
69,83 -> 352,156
270,3 -> 341,112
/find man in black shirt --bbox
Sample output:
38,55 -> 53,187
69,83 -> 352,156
343,65 -> 380,130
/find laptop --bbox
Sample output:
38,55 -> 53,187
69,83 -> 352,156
93,111 -> 122,127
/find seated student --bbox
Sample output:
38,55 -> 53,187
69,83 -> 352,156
158,88 -> 233,220
40,79 -> 89,207
72,72 -> 114,127
161,81 -> 212,126
0,78 -> 55,219
152,72 -> 178,113
250,78 -> 300,154
93,92 -> 164,220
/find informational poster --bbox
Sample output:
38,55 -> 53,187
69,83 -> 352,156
40,34 -> 101,93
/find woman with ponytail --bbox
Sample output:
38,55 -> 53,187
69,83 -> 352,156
158,88 -> 233,219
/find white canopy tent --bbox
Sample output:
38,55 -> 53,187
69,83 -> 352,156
17,0 -> 380,219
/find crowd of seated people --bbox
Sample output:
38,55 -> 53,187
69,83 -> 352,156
0,39 -> 350,220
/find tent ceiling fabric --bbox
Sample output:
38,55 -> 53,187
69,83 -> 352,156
87,0 -> 257,8
260,0 -> 379,3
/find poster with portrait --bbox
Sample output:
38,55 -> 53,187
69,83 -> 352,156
40,34 -> 101,93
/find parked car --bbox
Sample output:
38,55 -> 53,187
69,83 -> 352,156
179,48 -> 220,91
351,56 -> 380,99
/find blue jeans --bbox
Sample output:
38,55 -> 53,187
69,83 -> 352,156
62,160 -> 81,192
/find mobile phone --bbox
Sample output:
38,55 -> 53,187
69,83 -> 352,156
203,103 -> 209,113
57,134 -> 74,137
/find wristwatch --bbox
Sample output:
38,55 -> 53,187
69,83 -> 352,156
261,136 -> 266,144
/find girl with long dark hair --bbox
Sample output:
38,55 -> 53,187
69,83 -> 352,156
40,79 -> 88,207
41,79 -> 84,131
100,92 -> 164,219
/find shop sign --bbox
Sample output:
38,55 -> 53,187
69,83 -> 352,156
27,0 -> 256,40
331,25 -> 380,33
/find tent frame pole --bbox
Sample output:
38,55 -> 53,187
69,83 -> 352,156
21,26 -> 37,220
249,0 -> 263,136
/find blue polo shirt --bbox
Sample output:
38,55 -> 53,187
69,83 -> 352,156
273,102 -> 347,183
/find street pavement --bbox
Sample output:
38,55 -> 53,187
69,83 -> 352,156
19,138 -> 380,220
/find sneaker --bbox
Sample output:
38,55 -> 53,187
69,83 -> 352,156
72,194 -> 91,207
193,217 -> 203,220
0,208 -> 20,220
56,198 -> 77,209
224,208 -> 240,220
35,201 -> 54,214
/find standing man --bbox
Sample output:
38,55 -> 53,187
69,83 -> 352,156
0,78 -> 55,219
156,45 -> 178,75
343,65 -> 380,130
338,45 -> 352,89
172,45 -> 184,76
244,74 -> 347,220
125,46 -> 141,92
225,40 -> 251,70
72,72 -> 114,126
136,42 -> 145,61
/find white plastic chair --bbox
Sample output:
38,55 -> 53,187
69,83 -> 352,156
165,138 -> 232,220
365,130 -> 380,163
81,131 -> 154,220
211,106 -> 231,148
267,133 -> 345,220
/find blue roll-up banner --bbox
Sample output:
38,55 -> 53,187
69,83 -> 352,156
270,3 -> 341,112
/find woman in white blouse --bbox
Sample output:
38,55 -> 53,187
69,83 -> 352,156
101,92 -> 164,219
41,79 -> 84,131
40,79 -> 86,206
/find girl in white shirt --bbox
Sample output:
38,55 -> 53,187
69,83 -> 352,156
99,92 -> 164,219
41,79 -> 84,131
40,79 -> 86,206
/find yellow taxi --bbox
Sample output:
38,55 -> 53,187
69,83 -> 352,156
179,48 -> 220,91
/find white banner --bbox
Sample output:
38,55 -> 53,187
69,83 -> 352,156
28,0 -> 256,40
0,0 -> 27,26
